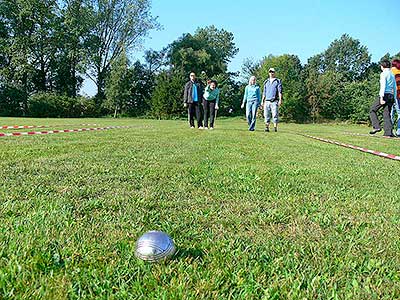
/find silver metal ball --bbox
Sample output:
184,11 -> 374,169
135,231 -> 176,262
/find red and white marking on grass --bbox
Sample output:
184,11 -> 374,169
343,132 -> 400,140
302,134 -> 400,161
0,126 -> 130,138
0,124 -> 98,130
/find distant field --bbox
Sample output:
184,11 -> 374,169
0,117 -> 399,299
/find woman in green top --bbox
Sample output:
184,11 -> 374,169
202,80 -> 220,129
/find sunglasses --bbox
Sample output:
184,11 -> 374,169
269,71 -> 275,73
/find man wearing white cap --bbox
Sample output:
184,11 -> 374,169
261,68 -> 282,132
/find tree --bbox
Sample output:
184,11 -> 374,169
86,0 -> 160,106
241,58 -> 260,80
344,73 -> 378,122
124,61 -> 154,116
213,72 -> 243,116
143,48 -> 168,75
168,25 -> 238,77
104,50 -> 130,117
52,0 -> 92,97
322,34 -> 371,81
303,34 -> 373,121
0,0 -> 60,112
150,70 -> 185,119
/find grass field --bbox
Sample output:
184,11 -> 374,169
0,117 -> 399,299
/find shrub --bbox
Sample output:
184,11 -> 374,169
27,93 -> 96,118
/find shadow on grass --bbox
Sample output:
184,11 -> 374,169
174,248 -> 205,261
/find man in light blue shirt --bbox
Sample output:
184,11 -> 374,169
369,60 -> 397,137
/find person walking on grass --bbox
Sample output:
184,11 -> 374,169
203,80 -> 220,130
184,72 -> 203,129
241,76 -> 261,131
261,68 -> 282,132
369,60 -> 397,137
391,59 -> 400,136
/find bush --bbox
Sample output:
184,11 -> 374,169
150,71 -> 185,119
0,85 -> 27,116
345,77 -> 378,122
27,93 -> 96,118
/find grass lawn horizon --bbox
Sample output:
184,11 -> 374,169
0,117 -> 399,299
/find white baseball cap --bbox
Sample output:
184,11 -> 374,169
269,68 -> 276,72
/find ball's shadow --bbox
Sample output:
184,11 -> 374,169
174,248 -> 205,260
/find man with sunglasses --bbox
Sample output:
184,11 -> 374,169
261,68 -> 283,132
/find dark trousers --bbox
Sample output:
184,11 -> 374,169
203,99 -> 216,128
188,102 -> 202,128
370,93 -> 394,135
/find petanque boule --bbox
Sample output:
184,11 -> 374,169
135,231 -> 176,262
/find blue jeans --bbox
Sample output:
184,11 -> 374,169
391,98 -> 400,135
246,99 -> 259,131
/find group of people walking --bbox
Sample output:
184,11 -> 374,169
184,59 -> 400,137
183,68 -> 283,132
369,59 -> 400,137
241,68 -> 283,132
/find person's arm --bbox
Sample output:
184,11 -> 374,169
183,82 -> 189,106
241,86 -> 247,108
262,82 -> 266,103
278,80 -> 283,106
215,88 -> 220,108
379,73 -> 386,104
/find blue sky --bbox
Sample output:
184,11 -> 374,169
82,0 -> 399,96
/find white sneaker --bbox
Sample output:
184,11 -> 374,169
204,127 -> 209,130
210,127 -> 214,130
190,126 -> 195,129
199,126 -> 204,129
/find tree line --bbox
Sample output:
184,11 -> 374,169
1,1 -> 399,121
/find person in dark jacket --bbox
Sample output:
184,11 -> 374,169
184,72 -> 203,129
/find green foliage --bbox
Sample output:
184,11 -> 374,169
168,25 -> 238,77
315,71 -> 347,120
0,84 -> 26,116
213,73 -> 243,116
324,34 -> 371,81
51,0 -> 92,97
86,0 -> 160,103
27,92 -> 95,117
104,51 -> 131,117
345,74 -> 379,122
303,34 -> 377,122
150,71 -> 185,119
124,61 -> 154,117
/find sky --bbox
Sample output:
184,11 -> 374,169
82,0 -> 399,96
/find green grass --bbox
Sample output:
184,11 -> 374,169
0,117 -> 399,299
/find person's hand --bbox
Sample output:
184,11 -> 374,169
260,102 -> 264,108
240,103 -> 245,109
380,97 -> 385,105
215,104 -> 219,110
278,100 -> 282,107
184,103 -> 187,108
